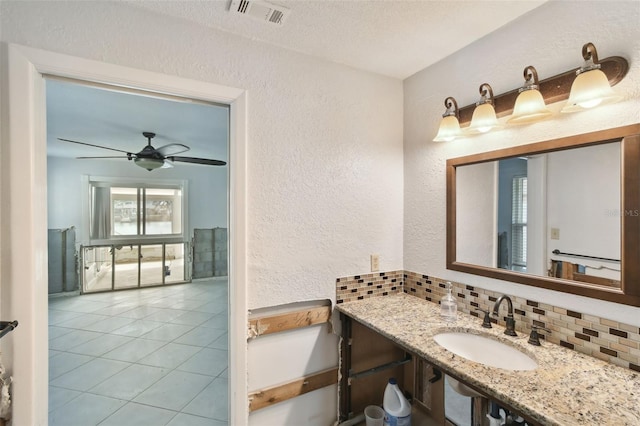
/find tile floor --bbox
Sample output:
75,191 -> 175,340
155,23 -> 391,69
49,278 -> 229,426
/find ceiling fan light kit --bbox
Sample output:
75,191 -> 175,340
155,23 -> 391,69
134,157 -> 165,171
58,131 -> 227,171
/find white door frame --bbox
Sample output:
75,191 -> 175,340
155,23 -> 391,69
0,43 -> 248,425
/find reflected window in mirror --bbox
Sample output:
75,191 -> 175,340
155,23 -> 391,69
497,158 -> 528,273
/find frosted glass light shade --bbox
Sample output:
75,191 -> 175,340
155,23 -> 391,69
561,68 -> 622,113
508,89 -> 552,125
468,103 -> 500,134
134,157 -> 164,171
433,115 -> 461,142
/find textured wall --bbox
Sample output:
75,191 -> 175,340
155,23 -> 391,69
1,2 -> 403,425
1,1 -> 404,311
403,1 -> 640,325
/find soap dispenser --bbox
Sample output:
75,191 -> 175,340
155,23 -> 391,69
440,281 -> 457,322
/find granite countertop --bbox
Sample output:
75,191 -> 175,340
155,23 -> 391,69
336,294 -> 640,426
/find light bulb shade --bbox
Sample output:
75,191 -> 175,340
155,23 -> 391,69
134,157 -> 164,171
468,103 -> 500,134
561,68 -> 622,113
508,89 -> 552,125
433,115 -> 461,142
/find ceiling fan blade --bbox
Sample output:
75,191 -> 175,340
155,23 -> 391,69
76,156 -> 130,159
167,156 -> 227,166
156,143 -> 190,156
161,160 -> 174,169
58,138 -> 132,154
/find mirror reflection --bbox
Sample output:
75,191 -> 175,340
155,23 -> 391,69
456,142 -> 621,288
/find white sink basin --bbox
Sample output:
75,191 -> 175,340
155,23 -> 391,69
433,332 -> 537,371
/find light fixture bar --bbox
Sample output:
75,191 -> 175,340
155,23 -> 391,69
456,55 -> 628,127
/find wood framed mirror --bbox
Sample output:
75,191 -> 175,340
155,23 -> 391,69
446,124 -> 640,307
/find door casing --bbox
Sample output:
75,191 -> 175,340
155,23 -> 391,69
0,43 -> 248,425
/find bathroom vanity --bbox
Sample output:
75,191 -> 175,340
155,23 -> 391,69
336,293 -> 640,425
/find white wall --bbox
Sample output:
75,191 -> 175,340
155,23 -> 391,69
1,1 -> 403,308
455,161 -> 496,267
1,2 -> 403,425
526,154 -> 547,276
404,1 -> 640,325
546,143 -> 621,279
247,323 -> 338,425
47,157 -> 227,243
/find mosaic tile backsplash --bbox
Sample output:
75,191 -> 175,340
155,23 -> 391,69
336,270 -> 640,372
336,271 -> 403,303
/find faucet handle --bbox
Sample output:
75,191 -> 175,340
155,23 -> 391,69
475,308 -> 492,328
528,325 -> 551,346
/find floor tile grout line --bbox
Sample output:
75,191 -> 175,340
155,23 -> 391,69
64,342 -> 228,412
52,323 -> 228,359
50,357 -> 226,419
49,278 -> 229,425
95,402 -> 180,426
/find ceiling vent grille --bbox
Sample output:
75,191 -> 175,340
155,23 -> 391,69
229,0 -> 290,26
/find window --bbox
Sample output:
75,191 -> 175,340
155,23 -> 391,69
511,176 -> 528,271
88,179 -> 185,241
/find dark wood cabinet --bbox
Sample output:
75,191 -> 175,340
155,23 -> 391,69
339,314 -> 444,425
338,313 -> 539,426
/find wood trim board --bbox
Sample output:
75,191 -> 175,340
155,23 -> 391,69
249,305 -> 331,337
248,368 -> 338,411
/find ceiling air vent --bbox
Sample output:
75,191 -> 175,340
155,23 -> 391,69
229,0 -> 290,26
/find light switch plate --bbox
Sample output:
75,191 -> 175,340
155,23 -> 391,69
371,254 -> 380,272
551,228 -> 560,240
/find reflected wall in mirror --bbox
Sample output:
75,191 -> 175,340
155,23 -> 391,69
456,143 -> 621,283
447,124 -> 640,307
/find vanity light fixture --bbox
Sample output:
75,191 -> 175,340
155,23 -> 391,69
561,42 -> 623,112
433,97 -> 462,142
507,65 -> 552,125
433,42 -> 629,141
468,83 -> 501,134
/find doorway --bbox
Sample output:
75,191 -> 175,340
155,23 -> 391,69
45,77 -> 231,424
1,44 -> 248,425
45,78 -> 228,294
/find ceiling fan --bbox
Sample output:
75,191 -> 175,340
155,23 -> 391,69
58,131 -> 227,171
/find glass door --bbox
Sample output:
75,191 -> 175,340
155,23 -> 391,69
113,244 -> 140,290
82,245 -> 113,293
140,244 -> 164,287
164,243 -> 186,284
82,242 -> 190,293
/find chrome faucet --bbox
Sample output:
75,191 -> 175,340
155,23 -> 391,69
493,295 -> 517,336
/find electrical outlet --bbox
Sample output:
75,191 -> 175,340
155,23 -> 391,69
551,228 -> 560,240
370,254 -> 380,272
